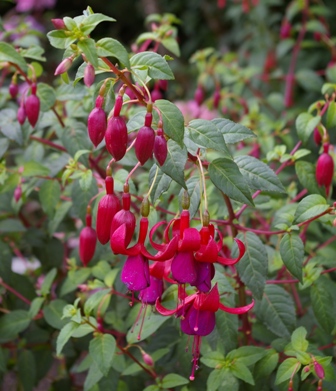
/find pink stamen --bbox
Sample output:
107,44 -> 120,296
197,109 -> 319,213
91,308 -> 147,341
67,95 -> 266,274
137,303 -> 148,340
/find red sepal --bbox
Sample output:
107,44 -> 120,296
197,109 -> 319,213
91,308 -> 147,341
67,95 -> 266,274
218,299 -> 254,314
217,238 -> 245,266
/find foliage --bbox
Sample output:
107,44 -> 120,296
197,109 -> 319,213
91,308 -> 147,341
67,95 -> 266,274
1,1 -> 336,390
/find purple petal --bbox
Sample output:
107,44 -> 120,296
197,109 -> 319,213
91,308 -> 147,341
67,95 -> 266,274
188,309 -> 216,336
139,276 -> 163,305
171,251 -> 197,284
121,254 -> 150,291
191,262 -> 214,292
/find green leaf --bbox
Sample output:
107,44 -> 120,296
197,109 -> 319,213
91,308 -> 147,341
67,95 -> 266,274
291,327 -> 308,352
201,351 -> 225,368
0,310 -> 30,343
293,194 -> 329,224
275,357 -> 300,385
280,234 -> 304,283
209,158 -> 254,206
0,138 -> 9,158
39,268 -> 57,296
161,373 -> 189,388
295,161 -> 324,195
21,46 -> 46,62
43,299 -> 70,329
126,305 -> 169,343
207,369 -> 227,391
22,161 -> 50,177
296,69 -> 323,92
234,232 -> 268,300
48,201 -> 72,235
161,36 -> 180,56
60,268 -> 91,296
84,360 -> 104,391
80,13 -> 116,35
154,99 -> 185,147
296,113 -> 321,143
234,155 -> 286,193
0,42 -> 27,73
84,289 -> 111,316
218,369 -> 239,391
0,108 -> 22,145
96,38 -> 130,68
311,278 -> 335,333
253,349 -> 279,380
37,83 -> 56,112
60,122 -> 92,162
78,37 -> 98,68
47,29 -> 76,49
18,350 -> 36,391
39,180 -> 61,218
0,219 -> 26,233
79,169 -> 93,191
92,260 -> 111,280
89,334 -> 116,376
160,140 -> 187,188
71,178 -> 98,223
230,361 -> 254,385
0,347 -> 7,373
56,321 -> 79,356
227,346 -> 266,366
149,164 -> 172,203
179,174 -> 201,219
215,310 -> 238,354
254,285 -> 296,338
326,101 -> 336,128
187,119 -> 230,155
130,51 -> 174,80
211,118 -> 256,144
28,297 -> 45,319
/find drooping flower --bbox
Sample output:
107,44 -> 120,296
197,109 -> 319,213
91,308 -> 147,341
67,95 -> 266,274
316,143 -> 334,196
156,284 -> 254,380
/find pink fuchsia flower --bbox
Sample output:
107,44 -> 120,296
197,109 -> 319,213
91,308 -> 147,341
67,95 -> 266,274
174,100 -> 219,122
156,284 -> 254,380
16,0 -> 56,12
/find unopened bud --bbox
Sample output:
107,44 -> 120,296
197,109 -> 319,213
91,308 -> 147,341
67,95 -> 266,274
181,190 -> 190,210
141,197 -> 150,217
54,57 -> 73,76
84,63 -> 95,87
51,18 -> 66,30
142,352 -> 154,366
14,185 -> 22,203
314,360 -> 325,379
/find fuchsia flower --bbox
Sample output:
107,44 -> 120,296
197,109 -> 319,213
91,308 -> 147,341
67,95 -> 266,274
156,284 -> 254,380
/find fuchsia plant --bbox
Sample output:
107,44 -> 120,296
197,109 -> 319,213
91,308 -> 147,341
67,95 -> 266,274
1,2 -> 336,391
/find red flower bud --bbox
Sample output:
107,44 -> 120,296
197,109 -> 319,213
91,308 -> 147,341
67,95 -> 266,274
88,107 -> 107,147
313,127 -> 322,145
154,131 -> 168,166
14,185 -> 22,202
105,116 -> 128,161
79,222 -> 97,267
314,360 -> 325,379
17,104 -> 26,125
194,85 -> 204,106
25,92 -> 40,128
51,18 -> 66,30
96,176 -> 121,244
110,192 -> 136,248
54,57 -> 73,76
142,352 -> 154,366
9,83 -> 19,99
213,89 -> 221,109
135,113 -> 155,165
280,19 -> 291,39
158,79 -> 168,91
84,63 -> 95,87
316,144 -> 334,193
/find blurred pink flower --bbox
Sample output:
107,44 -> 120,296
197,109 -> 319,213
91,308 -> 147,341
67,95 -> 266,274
16,0 -> 56,12
175,100 -> 219,122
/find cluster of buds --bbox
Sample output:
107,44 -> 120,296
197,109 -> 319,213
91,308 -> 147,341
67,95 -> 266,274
79,183 -> 253,379
14,82 -> 40,128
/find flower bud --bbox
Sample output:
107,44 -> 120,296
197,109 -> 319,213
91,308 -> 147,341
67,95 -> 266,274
280,19 -> 291,39
105,116 -> 128,161
17,104 -> 26,125
79,225 -> 97,266
194,85 -> 204,106
25,92 -> 40,128
14,185 -> 22,203
9,83 -> 19,99
51,18 -> 66,30
314,360 -> 325,379
88,107 -> 107,147
154,131 -> 168,166
84,63 -> 95,87
151,88 -> 162,102
213,89 -> 221,109
158,79 -> 168,91
141,352 -> 154,366
135,113 -> 155,165
313,127 -> 322,145
96,176 -> 121,244
316,144 -> 334,193
54,57 -> 73,76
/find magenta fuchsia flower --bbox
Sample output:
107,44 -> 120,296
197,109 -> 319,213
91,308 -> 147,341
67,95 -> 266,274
156,284 -> 254,380
16,0 -> 56,12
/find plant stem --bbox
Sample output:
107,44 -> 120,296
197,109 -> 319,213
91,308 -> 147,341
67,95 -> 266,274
0,279 -> 31,305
